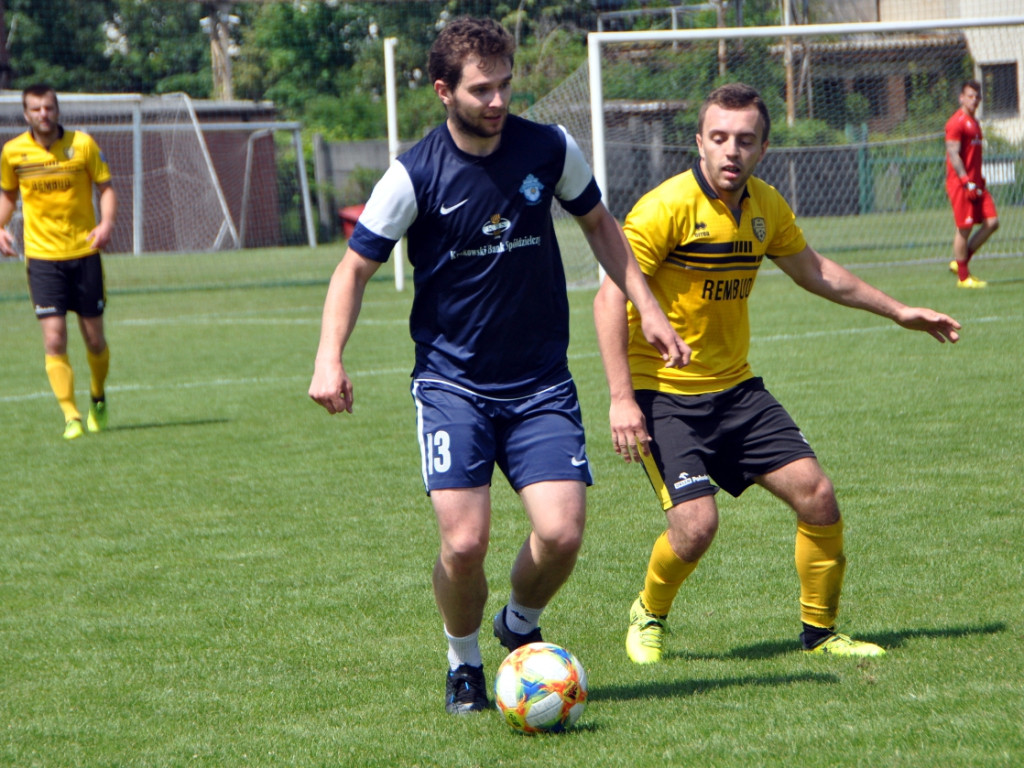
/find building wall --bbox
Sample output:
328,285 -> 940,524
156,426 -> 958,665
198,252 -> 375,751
878,0 -> 1018,21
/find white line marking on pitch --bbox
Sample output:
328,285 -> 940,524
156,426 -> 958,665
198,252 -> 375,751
0,316 -> 1016,404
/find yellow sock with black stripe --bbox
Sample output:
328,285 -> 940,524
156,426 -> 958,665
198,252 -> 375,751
45,354 -> 80,422
640,531 -> 699,617
87,345 -> 110,401
795,519 -> 846,630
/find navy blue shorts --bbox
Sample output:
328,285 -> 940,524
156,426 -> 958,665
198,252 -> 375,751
636,377 -> 817,509
411,377 -> 593,494
26,253 -> 105,318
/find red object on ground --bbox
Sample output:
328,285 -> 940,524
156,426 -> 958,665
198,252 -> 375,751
338,204 -> 366,239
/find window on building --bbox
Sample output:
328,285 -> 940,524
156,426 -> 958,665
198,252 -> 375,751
981,63 -> 1019,117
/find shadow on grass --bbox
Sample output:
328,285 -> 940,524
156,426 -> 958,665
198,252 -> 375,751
673,621 -> 1008,661
852,621 -> 1007,651
594,671 -> 838,703
106,417 -> 231,432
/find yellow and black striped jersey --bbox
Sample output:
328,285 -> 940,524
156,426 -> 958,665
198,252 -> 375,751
623,163 -> 806,395
1,127 -> 112,261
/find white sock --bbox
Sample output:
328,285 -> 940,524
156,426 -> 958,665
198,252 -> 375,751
504,597 -> 543,634
445,627 -> 482,671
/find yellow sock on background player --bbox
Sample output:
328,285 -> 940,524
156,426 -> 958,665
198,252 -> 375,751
45,354 -> 83,440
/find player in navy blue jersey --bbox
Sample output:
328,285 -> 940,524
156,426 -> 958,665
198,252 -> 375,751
309,17 -> 686,715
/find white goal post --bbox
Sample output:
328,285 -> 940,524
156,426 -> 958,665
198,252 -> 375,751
0,92 -> 316,255
588,15 -> 1024,211
531,14 -> 1024,286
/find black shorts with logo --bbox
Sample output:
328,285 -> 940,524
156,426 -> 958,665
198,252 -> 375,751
26,253 -> 106,318
636,377 -> 817,509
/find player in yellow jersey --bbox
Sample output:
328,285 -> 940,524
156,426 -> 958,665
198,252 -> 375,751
594,83 -> 961,661
0,84 -> 117,440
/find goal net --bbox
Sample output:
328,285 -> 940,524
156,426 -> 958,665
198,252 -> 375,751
525,15 -> 1024,286
0,92 -> 315,258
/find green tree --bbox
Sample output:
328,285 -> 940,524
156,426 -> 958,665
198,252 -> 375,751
102,1 -> 212,95
5,0 -> 116,91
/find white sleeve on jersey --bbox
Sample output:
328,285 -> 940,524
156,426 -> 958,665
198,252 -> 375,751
359,160 -> 419,241
554,126 -> 595,204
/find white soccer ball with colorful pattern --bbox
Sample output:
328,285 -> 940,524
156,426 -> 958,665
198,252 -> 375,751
494,642 -> 588,733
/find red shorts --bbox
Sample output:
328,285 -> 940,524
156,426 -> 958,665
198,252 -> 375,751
946,178 -> 998,229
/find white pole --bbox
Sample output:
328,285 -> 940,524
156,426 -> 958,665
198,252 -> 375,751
384,37 -> 405,291
131,97 -> 143,255
588,33 -> 607,284
292,128 -> 317,248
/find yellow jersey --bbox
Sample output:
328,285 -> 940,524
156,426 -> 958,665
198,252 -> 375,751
1,127 -> 112,260
624,164 -> 806,395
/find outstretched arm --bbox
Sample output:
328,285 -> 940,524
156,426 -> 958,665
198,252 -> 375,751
309,248 -> 383,414
576,201 -> 689,368
775,246 -> 961,343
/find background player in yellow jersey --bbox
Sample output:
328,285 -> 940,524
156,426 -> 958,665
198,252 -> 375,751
594,83 -> 961,661
0,84 -> 117,440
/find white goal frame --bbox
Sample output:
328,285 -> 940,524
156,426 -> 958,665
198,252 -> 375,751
587,15 -> 1024,204
0,93 -> 316,254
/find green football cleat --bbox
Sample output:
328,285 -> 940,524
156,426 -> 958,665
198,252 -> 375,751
87,399 -> 108,433
626,594 -> 667,664
63,419 -> 85,441
804,631 -> 886,657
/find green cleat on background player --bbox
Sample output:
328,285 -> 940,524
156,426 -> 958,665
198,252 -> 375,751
626,594 -> 668,664
804,631 -> 885,657
63,418 -> 84,441
86,399 -> 108,432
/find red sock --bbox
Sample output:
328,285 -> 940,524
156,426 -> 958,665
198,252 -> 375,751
958,261 -> 970,281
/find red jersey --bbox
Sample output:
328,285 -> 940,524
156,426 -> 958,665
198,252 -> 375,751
945,108 -> 983,184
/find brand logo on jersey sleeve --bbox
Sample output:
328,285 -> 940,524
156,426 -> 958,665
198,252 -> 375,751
64,147 -> 75,160
519,174 -> 544,205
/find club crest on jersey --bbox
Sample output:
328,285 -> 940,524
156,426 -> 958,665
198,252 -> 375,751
519,174 -> 544,205
482,213 -> 511,237
752,217 -> 766,243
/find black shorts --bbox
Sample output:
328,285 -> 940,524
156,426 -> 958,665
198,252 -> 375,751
636,377 -> 817,509
26,253 -> 106,318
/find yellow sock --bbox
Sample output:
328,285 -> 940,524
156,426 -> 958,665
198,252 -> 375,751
87,345 -> 110,400
45,354 -> 80,422
640,531 -> 699,617
795,519 -> 846,628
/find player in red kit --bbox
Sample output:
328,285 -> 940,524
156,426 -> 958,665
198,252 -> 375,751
945,79 -> 998,288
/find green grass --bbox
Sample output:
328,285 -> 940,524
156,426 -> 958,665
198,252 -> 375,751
1,244 -> 1022,767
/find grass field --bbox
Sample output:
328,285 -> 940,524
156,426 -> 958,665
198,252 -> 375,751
1,242 -> 1022,767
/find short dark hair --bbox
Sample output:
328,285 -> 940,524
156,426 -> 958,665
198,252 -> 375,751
698,82 -> 771,143
22,83 -> 58,110
428,17 -> 515,91
961,79 -> 982,96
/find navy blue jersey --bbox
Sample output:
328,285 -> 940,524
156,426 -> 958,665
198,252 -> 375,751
349,115 -> 601,397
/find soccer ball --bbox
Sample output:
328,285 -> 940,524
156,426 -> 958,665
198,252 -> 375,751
494,642 -> 588,734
